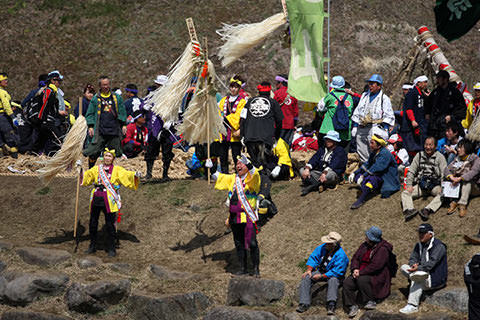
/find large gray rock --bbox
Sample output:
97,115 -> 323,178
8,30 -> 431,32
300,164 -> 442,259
283,314 -> 338,320
150,264 -> 197,280
109,262 -> 131,274
424,287 -> 468,313
359,311 -> 451,320
0,261 -> 5,273
0,242 -> 13,252
77,257 -> 102,269
1,310 -> 73,320
2,272 -> 69,306
204,307 -> 278,320
16,247 -> 71,266
128,292 -> 210,320
227,277 -> 285,306
65,279 -> 131,314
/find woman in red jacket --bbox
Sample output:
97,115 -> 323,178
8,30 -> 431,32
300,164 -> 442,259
273,74 -> 298,145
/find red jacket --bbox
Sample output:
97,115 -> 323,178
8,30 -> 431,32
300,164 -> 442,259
274,85 -> 298,130
122,122 -> 148,148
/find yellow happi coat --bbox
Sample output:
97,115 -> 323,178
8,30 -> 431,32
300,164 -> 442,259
82,165 -> 139,213
218,96 -> 246,142
215,169 -> 260,223
273,138 -> 294,178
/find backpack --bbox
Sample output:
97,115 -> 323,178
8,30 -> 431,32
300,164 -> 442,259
23,89 -> 47,125
388,250 -> 398,278
331,92 -> 350,131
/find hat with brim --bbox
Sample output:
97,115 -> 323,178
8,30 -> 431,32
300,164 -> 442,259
418,223 -> 433,233
323,130 -> 341,143
473,82 -> 480,91
330,75 -> 345,89
366,74 -> 383,85
321,231 -> 342,244
387,134 -> 403,144
154,75 -> 168,85
366,226 -> 382,243
47,70 -> 64,81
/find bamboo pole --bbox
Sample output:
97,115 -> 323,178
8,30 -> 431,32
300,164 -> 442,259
204,36 -> 211,184
73,97 -> 82,239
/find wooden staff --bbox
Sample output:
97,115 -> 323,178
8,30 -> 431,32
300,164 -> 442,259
73,97 -> 82,240
203,36 -> 211,184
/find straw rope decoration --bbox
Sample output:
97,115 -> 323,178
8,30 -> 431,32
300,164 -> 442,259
151,41 -> 204,122
177,59 -> 226,144
216,12 -> 287,67
36,115 -> 87,185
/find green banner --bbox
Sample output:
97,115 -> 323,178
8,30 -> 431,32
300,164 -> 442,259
286,0 -> 327,103
435,0 -> 480,41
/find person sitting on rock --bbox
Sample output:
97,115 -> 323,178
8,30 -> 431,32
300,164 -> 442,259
296,231 -> 349,315
80,148 -> 140,257
300,130 -> 347,196
121,110 -> 148,159
444,139 -> 480,217
212,154 -> 261,277
402,136 -> 447,222
348,127 -> 400,209
399,223 -> 447,314
265,137 -> 294,181
464,253 -> 480,320
343,226 -> 395,318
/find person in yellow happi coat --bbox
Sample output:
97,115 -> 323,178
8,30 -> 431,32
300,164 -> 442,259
79,148 -> 140,257
213,154 -> 261,276
266,137 -> 294,181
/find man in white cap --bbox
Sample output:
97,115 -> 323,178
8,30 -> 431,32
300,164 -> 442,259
402,83 -> 413,96
153,75 -> 168,89
296,231 -> 349,315
462,82 -> 480,130
399,75 -> 429,157
399,223 -> 447,314
349,127 -> 400,209
351,74 -> 395,162
317,75 -> 354,147
300,130 -> 347,196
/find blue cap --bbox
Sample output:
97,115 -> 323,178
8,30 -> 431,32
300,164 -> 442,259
366,74 -> 383,85
330,75 -> 345,89
323,130 -> 341,142
366,226 -> 382,243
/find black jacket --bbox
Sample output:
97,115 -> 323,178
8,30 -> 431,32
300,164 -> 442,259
308,145 -> 347,176
425,82 -> 466,138
465,255 -> 480,320
240,93 -> 283,146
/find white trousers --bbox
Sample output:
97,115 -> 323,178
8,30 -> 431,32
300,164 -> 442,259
400,264 -> 431,306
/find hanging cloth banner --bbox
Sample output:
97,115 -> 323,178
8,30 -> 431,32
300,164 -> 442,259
286,0 -> 327,103
434,0 -> 480,41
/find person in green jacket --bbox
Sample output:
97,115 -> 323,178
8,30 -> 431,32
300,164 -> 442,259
316,76 -> 354,148
83,75 -> 127,168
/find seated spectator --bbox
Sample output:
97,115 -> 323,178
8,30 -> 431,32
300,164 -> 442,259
386,134 -> 409,176
444,139 -> 480,217
300,130 -> 347,196
464,253 -> 480,320
402,137 -> 447,221
399,223 -> 447,314
343,226 -> 395,318
437,122 -> 463,164
121,110 -> 148,159
296,231 -> 349,315
349,127 -> 400,209
266,137 -> 294,181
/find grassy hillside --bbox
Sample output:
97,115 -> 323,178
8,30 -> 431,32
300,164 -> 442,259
1,0 -> 479,109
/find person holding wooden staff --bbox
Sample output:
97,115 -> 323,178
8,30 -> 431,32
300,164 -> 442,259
78,148 -> 140,257
212,154 -> 261,277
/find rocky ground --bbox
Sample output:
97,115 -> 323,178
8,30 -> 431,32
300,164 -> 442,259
0,153 -> 477,319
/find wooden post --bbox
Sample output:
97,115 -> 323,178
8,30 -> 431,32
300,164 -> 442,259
203,36 -> 211,184
73,97 -> 82,239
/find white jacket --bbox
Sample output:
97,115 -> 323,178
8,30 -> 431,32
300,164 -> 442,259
351,90 -> 395,126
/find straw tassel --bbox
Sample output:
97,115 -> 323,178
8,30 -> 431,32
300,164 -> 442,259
216,12 -> 287,67
37,115 -> 87,185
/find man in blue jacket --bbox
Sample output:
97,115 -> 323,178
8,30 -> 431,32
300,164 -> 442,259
300,130 -> 347,196
349,126 -> 400,209
297,231 -> 349,315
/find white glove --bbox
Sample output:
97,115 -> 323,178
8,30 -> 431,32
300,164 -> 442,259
240,137 -> 245,147
357,175 -> 364,185
75,159 -> 83,168
163,121 -> 173,130
351,126 -> 358,138
271,166 -> 281,178
211,171 -> 220,181
348,172 -> 355,184
135,171 -> 142,178
205,158 -> 213,168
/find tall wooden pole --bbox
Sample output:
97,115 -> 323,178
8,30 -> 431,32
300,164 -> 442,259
204,36 -> 211,184
73,97 -> 82,238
